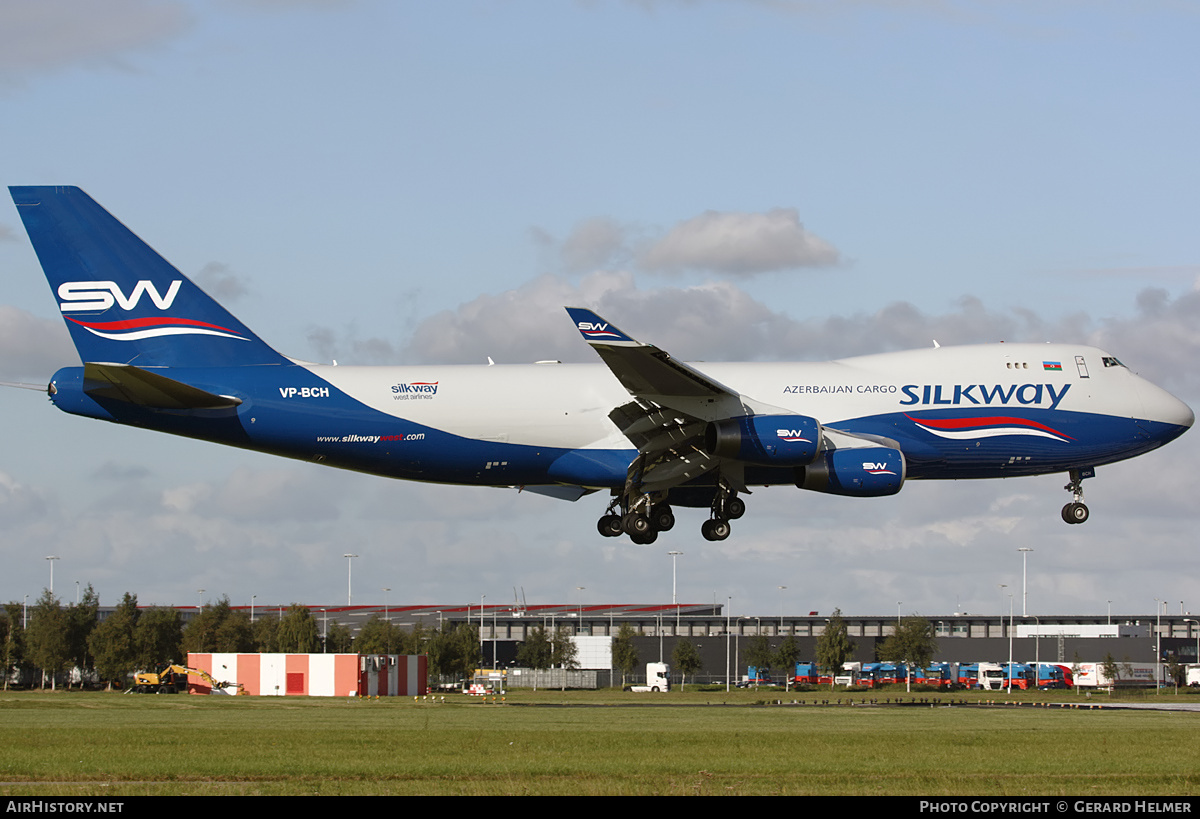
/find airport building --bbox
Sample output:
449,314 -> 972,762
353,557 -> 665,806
157,602 -> 1198,687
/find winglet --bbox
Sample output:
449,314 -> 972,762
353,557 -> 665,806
565,307 -> 641,346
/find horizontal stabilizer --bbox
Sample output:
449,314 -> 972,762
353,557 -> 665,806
83,362 -> 242,410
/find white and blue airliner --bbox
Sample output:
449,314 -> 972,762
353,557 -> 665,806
9,187 -> 1193,542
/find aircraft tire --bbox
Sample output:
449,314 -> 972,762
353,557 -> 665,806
631,529 -> 658,545
623,513 -> 651,536
702,519 -> 731,541
725,497 -> 746,519
652,505 -> 675,532
597,515 -> 623,537
1061,502 -> 1089,524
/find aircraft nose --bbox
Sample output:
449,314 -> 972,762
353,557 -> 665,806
1139,380 -> 1193,431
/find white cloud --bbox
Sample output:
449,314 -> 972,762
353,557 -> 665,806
0,306 -> 77,381
639,209 -> 840,276
0,0 -> 191,81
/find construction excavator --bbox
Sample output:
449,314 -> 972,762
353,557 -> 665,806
131,663 -> 242,694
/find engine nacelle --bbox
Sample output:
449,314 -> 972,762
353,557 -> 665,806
795,447 -> 906,497
704,414 -> 820,467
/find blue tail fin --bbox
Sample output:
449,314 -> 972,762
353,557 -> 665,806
10,186 -> 288,368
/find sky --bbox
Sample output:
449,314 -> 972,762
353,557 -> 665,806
1,0 -> 1198,623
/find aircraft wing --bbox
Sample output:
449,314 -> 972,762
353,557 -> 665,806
566,307 -> 794,493
564,307 -> 782,422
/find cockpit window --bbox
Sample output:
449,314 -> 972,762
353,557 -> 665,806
1102,356 -> 1125,368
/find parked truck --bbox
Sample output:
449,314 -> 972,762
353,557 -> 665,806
1072,662 -> 1162,689
629,662 -> 671,692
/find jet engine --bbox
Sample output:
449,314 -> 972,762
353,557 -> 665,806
795,447 -> 906,497
704,414 -> 821,466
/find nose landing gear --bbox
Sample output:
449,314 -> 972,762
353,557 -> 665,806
1061,468 -> 1092,524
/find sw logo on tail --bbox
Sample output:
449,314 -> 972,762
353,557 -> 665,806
8,186 -> 1194,543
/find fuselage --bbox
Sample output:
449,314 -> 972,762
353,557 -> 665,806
50,341 -> 1193,491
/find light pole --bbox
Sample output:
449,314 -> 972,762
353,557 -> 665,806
343,553 -> 357,605
778,586 -> 787,635
251,595 -> 256,623
1007,593 -> 1014,694
1018,547 -> 1033,616
998,584 -> 1009,692
669,551 -> 683,629
45,556 -> 59,596
197,588 -> 205,610
1185,619 -> 1199,667
382,588 -> 392,653
725,596 -> 731,692
1024,615 -> 1041,682
1155,598 -> 1162,694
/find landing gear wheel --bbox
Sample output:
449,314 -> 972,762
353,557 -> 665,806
1061,502 -> 1089,524
725,497 -> 746,520
651,504 -> 675,532
630,529 -> 659,545
597,514 -> 623,537
701,519 -> 731,541
623,513 -> 651,537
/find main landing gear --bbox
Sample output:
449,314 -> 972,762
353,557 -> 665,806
1061,468 -> 1091,525
596,486 -> 746,542
701,487 -> 745,542
596,494 -> 675,544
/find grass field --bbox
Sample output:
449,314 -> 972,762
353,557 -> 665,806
2,688 -> 1199,796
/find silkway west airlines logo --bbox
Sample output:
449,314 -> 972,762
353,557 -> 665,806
576,321 -> 626,341
57,280 -> 248,342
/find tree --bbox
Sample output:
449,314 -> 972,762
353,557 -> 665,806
878,615 -> 937,691
612,622 -> 640,688
355,614 -> 404,655
516,625 -> 552,669
66,584 -> 99,687
816,609 -> 857,688
324,622 -> 354,653
88,592 -> 139,690
277,605 -> 320,653
744,634 -> 774,685
775,635 -> 801,687
551,625 -> 579,691
253,615 -> 279,653
426,623 -> 480,683
1165,652 -> 1185,692
1100,652 -> 1120,694
551,627 -> 578,667
133,607 -> 182,670
182,597 -> 253,654
672,639 -> 703,691
2,602 -> 27,691
401,621 -> 429,656
26,590 -> 69,689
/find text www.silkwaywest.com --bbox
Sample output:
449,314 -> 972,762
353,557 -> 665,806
316,434 -> 426,443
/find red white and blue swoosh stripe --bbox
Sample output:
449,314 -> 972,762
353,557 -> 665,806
65,316 -> 249,342
579,328 -> 626,341
906,414 -> 1073,443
